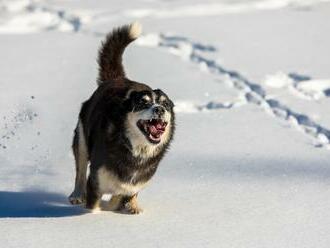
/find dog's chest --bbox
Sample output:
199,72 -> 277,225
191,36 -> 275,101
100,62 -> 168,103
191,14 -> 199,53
97,166 -> 147,196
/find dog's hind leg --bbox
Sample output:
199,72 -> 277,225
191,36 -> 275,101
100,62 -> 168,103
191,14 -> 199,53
69,119 -> 89,205
107,194 -> 143,214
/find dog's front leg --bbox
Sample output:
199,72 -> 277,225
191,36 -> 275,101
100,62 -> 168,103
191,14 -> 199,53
86,174 -> 101,212
108,194 -> 143,214
69,121 -> 88,205
123,194 -> 143,214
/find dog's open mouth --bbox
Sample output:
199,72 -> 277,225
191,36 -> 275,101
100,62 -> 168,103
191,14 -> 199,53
137,119 -> 168,144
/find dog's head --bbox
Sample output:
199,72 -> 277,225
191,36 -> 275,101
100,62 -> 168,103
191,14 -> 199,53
124,88 -> 175,158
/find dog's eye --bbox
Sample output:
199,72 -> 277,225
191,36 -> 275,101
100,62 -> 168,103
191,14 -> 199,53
140,99 -> 146,104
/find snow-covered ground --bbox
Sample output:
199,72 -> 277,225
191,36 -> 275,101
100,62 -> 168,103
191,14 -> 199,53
1,0 -> 330,247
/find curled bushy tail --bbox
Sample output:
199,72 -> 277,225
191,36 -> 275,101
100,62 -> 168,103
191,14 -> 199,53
97,22 -> 142,84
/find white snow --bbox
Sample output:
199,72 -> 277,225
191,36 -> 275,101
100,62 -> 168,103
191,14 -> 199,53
264,71 -> 294,88
1,0 -> 330,248
264,71 -> 330,100
124,0 -> 330,18
0,0 -> 87,34
297,79 -> 330,99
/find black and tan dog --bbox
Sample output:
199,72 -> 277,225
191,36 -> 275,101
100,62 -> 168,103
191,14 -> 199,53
68,23 -> 175,214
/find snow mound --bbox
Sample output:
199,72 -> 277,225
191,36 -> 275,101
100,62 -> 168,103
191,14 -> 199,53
264,71 -> 294,88
297,79 -> 330,99
264,71 -> 330,100
0,0 -> 89,33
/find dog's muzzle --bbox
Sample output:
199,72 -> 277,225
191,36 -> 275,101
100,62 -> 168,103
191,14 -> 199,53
137,117 -> 168,144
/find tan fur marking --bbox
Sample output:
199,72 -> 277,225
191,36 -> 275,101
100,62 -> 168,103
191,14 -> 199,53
78,120 -> 88,170
103,194 -> 142,214
107,195 -> 123,211
89,199 -> 101,212
124,194 -> 143,214
142,95 -> 151,102
159,95 -> 167,102
69,119 -> 89,204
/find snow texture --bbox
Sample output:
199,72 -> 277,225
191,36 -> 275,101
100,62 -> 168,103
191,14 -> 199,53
1,0 -> 330,248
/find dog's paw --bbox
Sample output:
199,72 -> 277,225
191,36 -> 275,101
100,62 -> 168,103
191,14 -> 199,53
89,206 -> 102,214
123,203 -> 143,215
68,191 -> 86,205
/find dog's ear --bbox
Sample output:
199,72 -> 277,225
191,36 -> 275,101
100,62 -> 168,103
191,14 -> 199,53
153,89 -> 163,95
123,91 -> 136,112
153,89 -> 174,109
163,98 -> 174,111
168,99 -> 175,108
123,90 -> 146,111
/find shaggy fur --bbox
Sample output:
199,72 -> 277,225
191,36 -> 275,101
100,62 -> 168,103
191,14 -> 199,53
68,22 -> 175,214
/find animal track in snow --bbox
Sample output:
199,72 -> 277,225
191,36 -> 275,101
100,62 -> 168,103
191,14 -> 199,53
264,72 -> 330,100
0,0 -> 88,34
0,1 -> 329,149
137,33 -> 330,149
175,98 -> 246,113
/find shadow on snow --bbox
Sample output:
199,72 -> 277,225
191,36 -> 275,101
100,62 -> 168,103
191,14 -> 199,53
0,191 -> 86,218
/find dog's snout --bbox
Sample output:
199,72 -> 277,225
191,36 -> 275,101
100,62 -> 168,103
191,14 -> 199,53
153,106 -> 165,116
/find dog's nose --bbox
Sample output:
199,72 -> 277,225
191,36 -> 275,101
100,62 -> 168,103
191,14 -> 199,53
153,106 -> 165,116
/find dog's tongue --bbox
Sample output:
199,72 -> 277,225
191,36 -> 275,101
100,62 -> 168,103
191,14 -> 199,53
156,123 -> 165,130
149,121 -> 165,137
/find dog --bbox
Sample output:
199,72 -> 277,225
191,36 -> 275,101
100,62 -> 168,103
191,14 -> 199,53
68,22 -> 175,214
